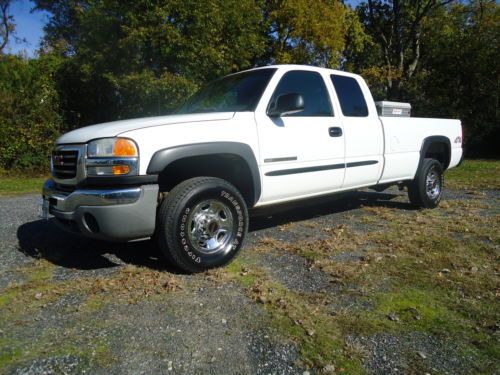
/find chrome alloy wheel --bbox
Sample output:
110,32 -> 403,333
187,199 -> 234,254
425,166 -> 442,200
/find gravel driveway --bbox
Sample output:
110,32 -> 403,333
1,187 -> 498,374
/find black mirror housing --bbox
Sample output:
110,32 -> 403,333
268,93 -> 305,117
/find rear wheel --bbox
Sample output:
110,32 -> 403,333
408,158 -> 444,208
157,177 -> 248,273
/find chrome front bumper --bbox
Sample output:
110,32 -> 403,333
43,179 -> 143,211
42,179 -> 159,241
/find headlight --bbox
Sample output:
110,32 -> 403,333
86,138 -> 139,176
87,138 -> 138,157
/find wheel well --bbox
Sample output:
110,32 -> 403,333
424,142 -> 450,169
158,154 -> 256,206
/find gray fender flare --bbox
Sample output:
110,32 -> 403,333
418,136 -> 451,172
146,142 -> 261,206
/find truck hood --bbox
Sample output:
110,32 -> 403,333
57,112 -> 235,144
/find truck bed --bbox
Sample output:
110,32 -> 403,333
378,117 -> 463,184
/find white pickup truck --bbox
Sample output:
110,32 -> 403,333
42,65 -> 463,272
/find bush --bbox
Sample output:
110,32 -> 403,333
0,54 -> 63,171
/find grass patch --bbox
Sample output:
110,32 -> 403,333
0,176 -> 47,196
365,288 -> 467,333
0,327 -> 114,371
0,260 -> 56,313
446,159 -> 500,190
0,337 -> 23,368
224,260 -> 260,288
220,185 -> 499,372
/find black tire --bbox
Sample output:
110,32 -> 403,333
408,158 -> 444,208
157,177 -> 249,273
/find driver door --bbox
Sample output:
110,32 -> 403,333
255,69 -> 345,204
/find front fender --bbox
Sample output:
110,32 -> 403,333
146,142 -> 261,205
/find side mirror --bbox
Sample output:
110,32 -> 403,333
268,93 -> 305,117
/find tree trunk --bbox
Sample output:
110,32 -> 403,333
0,2 -> 11,53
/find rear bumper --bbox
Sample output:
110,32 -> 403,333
42,179 -> 159,241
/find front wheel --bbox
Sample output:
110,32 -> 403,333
157,177 -> 249,273
408,158 -> 444,208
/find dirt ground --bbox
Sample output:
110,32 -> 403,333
0,186 -> 498,374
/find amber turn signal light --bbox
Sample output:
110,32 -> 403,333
112,165 -> 130,175
113,138 -> 138,157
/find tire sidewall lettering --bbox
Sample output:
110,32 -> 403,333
179,207 -> 201,263
221,190 -> 244,241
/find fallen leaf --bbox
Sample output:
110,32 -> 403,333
417,351 -> 427,359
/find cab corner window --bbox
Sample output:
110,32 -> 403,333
330,75 -> 369,117
269,71 -> 333,117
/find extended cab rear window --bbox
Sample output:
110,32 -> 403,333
330,75 -> 369,117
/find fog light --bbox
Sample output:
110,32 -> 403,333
86,157 -> 138,177
87,166 -> 113,175
112,165 -> 130,175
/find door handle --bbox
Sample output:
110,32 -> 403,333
329,127 -> 343,137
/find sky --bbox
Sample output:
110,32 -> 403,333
7,0 -> 364,58
6,0 -> 49,57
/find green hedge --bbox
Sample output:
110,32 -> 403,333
0,55 -> 62,171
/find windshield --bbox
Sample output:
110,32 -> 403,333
177,68 -> 276,114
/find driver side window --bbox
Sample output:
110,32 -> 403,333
268,71 -> 333,117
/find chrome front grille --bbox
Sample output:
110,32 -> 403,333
51,144 -> 87,185
52,150 -> 78,179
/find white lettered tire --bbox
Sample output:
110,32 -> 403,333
157,177 -> 249,272
408,158 -> 444,208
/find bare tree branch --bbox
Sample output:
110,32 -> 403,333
367,0 -> 394,88
0,1 -> 11,53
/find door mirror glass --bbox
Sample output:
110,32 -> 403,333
268,93 -> 305,117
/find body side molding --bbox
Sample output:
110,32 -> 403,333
346,160 -> 379,168
265,160 -> 378,176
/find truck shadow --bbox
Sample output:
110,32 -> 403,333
16,218 -> 175,272
17,190 -> 412,272
249,189 -> 411,230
